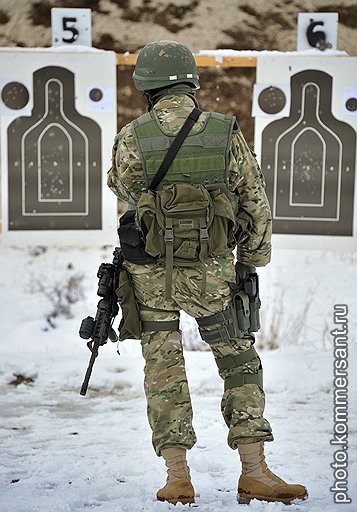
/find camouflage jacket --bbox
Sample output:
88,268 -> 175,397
108,94 -> 272,267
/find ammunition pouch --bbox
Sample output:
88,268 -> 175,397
118,210 -> 158,265
116,267 -> 142,341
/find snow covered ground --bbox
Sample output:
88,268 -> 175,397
0,244 -> 356,512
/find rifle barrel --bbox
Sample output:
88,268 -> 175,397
79,343 -> 99,396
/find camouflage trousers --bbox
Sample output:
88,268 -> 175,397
124,255 -> 273,456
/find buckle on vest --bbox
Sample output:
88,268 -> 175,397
164,228 -> 173,243
200,227 -> 209,242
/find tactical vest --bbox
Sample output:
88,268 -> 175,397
132,109 -> 240,297
133,109 -> 237,189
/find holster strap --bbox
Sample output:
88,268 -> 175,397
141,319 -> 179,332
199,324 -> 236,344
196,308 -> 231,328
216,346 -> 258,371
196,308 -> 235,344
224,368 -> 263,391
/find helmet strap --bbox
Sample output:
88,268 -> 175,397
144,91 -> 155,111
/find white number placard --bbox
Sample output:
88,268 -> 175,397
297,12 -> 338,51
51,8 -> 92,47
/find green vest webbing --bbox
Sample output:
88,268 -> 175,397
132,110 -> 237,190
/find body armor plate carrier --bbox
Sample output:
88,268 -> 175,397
131,109 -> 240,298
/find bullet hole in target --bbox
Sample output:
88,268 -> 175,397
258,86 -> 286,115
1,81 -> 29,110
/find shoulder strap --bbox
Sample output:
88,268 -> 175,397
148,107 -> 202,191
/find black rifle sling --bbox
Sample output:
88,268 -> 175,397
148,107 -> 202,191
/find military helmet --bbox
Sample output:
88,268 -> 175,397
133,41 -> 200,92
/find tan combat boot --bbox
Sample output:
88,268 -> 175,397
156,447 -> 195,505
237,442 -> 308,505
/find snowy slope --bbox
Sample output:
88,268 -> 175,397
0,245 -> 356,512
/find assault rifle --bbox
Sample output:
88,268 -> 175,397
79,247 -> 123,396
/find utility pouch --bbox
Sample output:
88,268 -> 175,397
116,267 -> 142,341
118,210 -> 157,265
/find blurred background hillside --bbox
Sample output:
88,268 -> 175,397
0,0 -> 356,146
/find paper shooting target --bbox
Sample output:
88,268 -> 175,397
0,49 -> 117,246
254,56 -> 357,248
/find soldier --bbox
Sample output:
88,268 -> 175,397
108,41 -> 308,506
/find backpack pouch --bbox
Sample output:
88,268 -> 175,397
136,191 -> 162,257
158,183 -> 213,263
208,190 -> 237,254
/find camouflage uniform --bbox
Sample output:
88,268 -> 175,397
108,94 -> 274,455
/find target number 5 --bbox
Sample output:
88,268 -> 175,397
51,8 -> 92,47
62,17 -> 79,44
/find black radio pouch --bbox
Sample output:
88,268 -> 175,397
118,210 -> 157,265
